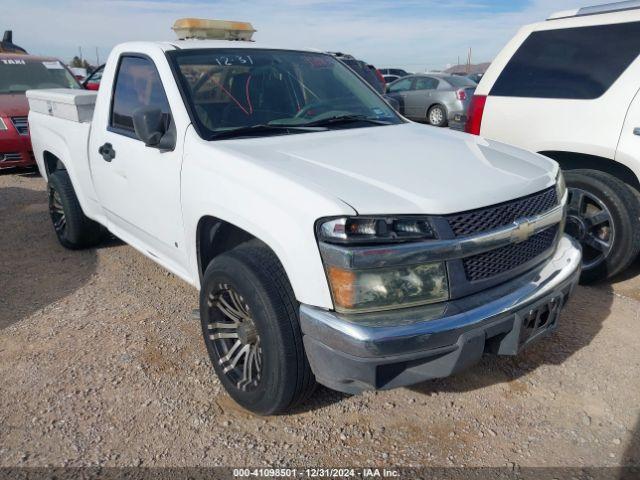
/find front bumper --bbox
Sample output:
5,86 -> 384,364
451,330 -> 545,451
0,132 -> 34,169
300,235 -> 582,394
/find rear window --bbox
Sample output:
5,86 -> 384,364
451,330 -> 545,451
490,22 -> 640,99
446,76 -> 477,88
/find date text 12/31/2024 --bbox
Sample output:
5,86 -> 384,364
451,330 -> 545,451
233,468 -> 401,478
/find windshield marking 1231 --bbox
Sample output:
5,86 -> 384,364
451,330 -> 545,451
167,48 -> 403,140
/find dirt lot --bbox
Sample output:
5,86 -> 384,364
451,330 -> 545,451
1,171 -> 639,469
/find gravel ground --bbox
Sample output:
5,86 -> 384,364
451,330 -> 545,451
1,171 -> 639,469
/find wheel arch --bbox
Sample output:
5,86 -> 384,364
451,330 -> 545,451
427,102 -> 447,113
196,215 -> 270,283
540,151 -> 640,192
43,150 -> 66,177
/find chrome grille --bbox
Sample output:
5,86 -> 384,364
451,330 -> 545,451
463,226 -> 558,281
0,152 -> 22,162
10,116 -> 29,135
447,187 -> 558,237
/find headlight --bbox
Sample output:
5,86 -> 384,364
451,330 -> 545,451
318,215 -> 435,245
0,117 -> 7,131
556,169 -> 567,202
326,262 -> 449,313
317,216 -> 448,313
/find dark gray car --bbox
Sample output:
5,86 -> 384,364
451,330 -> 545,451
385,74 -> 476,127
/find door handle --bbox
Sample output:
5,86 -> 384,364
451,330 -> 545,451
98,143 -> 116,162
634,128 -> 640,136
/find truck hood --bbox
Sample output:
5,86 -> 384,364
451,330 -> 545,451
217,123 -> 557,215
0,93 -> 28,117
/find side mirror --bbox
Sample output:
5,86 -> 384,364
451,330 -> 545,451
133,107 -> 165,147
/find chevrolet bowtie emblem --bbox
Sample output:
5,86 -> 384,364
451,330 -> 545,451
511,218 -> 536,243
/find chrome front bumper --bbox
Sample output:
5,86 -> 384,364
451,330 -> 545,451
300,235 -> 582,394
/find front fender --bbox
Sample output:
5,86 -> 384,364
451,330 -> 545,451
181,139 -> 354,309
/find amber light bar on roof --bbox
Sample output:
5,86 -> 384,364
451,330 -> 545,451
172,18 -> 256,41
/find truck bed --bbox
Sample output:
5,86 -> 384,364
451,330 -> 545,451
27,89 -> 105,224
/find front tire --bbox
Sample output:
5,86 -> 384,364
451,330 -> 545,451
427,105 -> 447,127
199,240 -> 316,415
47,170 -> 105,249
564,170 -> 640,283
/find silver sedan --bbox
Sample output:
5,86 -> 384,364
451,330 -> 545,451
385,74 -> 476,127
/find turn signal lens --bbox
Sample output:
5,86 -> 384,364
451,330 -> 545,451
326,263 -> 449,313
327,266 -> 356,309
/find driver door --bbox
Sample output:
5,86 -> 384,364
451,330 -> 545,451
89,54 -> 188,275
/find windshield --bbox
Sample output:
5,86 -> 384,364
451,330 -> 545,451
168,49 -> 402,139
0,58 -> 80,94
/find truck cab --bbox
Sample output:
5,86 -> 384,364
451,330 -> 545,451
27,19 -> 582,415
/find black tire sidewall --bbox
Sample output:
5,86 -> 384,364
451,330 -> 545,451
48,171 -> 84,249
565,170 -> 640,282
200,250 -> 300,415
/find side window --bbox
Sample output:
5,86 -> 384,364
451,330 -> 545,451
491,21 -> 640,99
110,56 -> 171,134
388,78 -> 412,93
414,77 -> 438,90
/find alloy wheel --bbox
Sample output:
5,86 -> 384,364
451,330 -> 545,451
49,187 -> 67,236
429,107 -> 444,125
565,187 -> 615,271
206,284 -> 262,392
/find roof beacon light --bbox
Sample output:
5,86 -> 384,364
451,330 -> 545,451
172,18 -> 256,41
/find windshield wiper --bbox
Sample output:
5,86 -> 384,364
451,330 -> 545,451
211,124 -> 326,140
296,114 -> 394,128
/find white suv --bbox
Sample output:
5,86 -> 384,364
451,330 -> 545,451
466,1 -> 640,282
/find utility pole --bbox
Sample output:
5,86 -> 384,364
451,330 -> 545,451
78,46 -> 83,62
95,47 -> 99,65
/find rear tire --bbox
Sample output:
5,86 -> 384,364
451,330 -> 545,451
563,169 -> 640,283
427,104 -> 448,127
199,240 -> 316,415
47,170 -> 105,249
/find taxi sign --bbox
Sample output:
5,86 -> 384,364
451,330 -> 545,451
172,18 -> 256,41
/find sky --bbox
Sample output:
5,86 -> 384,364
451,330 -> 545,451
2,0 -> 585,71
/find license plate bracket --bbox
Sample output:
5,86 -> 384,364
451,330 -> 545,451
497,294 -> 564,355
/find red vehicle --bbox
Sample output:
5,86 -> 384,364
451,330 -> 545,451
83,64 -> 104,91
0,53 -> 81,169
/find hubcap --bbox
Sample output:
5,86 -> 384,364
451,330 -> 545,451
430,108 -> 443,125
566,188 -> 615,271
206,284 -> 262,392
48,188 -> 66,235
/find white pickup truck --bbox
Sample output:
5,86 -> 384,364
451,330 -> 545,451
27,31 -> 582,415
